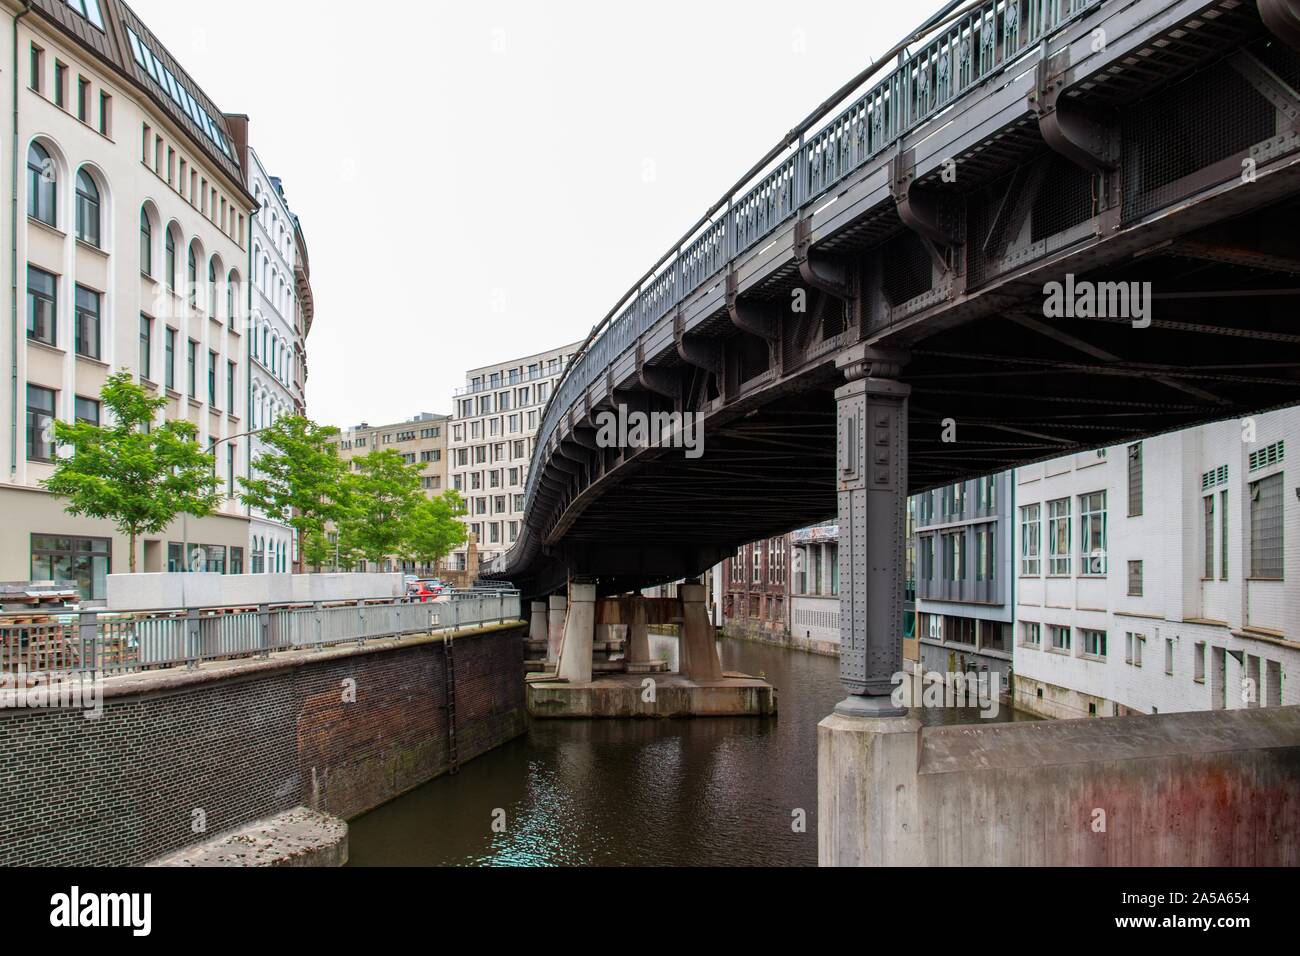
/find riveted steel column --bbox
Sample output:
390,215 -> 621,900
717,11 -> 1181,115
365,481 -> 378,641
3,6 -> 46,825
835,345 -> 910,717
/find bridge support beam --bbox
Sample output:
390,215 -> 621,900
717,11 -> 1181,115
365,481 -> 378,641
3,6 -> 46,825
833,346 -> 910,717
547,594 -> 567,663
556,583 -> 597,683
529,601 -> 547,645
624,597 -> 653,668
678,584 -> 723,682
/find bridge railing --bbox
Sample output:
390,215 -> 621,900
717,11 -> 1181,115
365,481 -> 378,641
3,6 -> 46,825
0,590 -> 523,678
519,0 -> 1106,538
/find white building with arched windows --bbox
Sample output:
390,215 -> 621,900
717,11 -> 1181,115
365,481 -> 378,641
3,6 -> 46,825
235,142 -> 306,574
0,0 -> 259,595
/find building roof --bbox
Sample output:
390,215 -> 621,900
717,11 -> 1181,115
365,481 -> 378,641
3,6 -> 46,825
27,0 -> 254,204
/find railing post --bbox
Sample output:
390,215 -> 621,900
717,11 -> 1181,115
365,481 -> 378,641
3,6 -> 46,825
78,610 -> 98,678
314,601 -> 323,651
357,602 -> 367,646
185,608 -> 201,669
258,604 -> 271,659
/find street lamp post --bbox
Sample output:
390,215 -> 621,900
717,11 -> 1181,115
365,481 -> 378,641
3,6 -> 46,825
184,425 -> 274,575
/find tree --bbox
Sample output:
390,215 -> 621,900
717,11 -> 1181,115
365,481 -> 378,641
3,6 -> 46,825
239,415 -> 349,569
337,450 -> 425,567
44,371 -> 221,573
402,490 -> 469,574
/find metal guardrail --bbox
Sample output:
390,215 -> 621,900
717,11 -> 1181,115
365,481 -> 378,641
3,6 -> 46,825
0,590 -> 522,678
514,0 -> 1106,540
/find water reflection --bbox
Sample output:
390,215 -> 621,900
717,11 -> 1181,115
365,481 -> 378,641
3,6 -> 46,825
347,638 -> 1035,867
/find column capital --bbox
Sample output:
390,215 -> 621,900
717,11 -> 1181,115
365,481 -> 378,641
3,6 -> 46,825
836,346 -> 911,384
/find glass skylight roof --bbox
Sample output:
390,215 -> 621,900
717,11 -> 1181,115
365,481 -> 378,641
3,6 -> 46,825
126,27 -> 235,161
65,0 -> 105,31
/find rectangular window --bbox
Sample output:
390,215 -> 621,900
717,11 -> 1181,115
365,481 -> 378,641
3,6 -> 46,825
1079,491 -> 1106,574
1203,495 -> 1216,579
1165,638 -> 1174,675
74,396 -> 99,425
30,533 -> 111,601
207,350 -> 217,407
1047,498 -> 1071,575
1220,489 -> 1229,582
227,445 -> 236,497
139,314 -> 152,380
141,123 -> 150,163
26,266 -> 57,347
77,76 -> 89,122
1048,625 -> 1071,652
187,340 -> 197,398
1194,642 -> 1206,681
26,383 -> 56,461
227,360 -> 236,412
165,327 -> 176,390
54,61 -> 66,108
1020,621 -> 1041,647
1080,629 -> 1106,658
1127,560 -> 1143,596
73,285 -> 101,360
98,91 -> 112,136
1020,504 -> 1041,575
29,44 -> 43,93
1249,473 -> 1283,579
1128,443 -> 1143,516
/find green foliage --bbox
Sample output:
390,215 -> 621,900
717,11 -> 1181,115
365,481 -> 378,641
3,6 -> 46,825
43,371 -> 221,572
336,450 -> 425,565
240,416 -> 349,550
402,490 -> 469,571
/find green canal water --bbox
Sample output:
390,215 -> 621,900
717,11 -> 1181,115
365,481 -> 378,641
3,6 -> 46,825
347,637 -> 1033,866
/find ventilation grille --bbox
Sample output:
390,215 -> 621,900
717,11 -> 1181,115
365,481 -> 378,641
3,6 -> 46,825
1249,441 -> 1284,471
1201,464 -> 1229,490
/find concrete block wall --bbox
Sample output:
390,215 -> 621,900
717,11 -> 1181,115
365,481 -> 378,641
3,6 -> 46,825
0,624 -> 526,866
820,706 -> 1300,866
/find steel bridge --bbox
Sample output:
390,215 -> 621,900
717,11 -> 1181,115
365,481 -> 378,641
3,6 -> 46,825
489,0 -> 1300,707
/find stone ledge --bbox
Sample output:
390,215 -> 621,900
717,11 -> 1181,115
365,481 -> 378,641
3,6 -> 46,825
147,807 -> 348,867
84,620 -> 526,701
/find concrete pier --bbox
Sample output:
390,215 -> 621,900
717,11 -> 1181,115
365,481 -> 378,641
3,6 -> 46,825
555,583 -> 596,683
678,584 -> 723,681
547,595 -> 567,663
530,672 -> 777,719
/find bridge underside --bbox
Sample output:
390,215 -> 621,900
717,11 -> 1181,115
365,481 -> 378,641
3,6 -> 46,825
498,0 -> 1300,600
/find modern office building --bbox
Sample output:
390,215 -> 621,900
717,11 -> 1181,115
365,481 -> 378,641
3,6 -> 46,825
329,412 -> 450,572
1,0 -> 258,597
447,341 -> 581,571
1013,409 -> 1298,719
913,472 -> 1016,693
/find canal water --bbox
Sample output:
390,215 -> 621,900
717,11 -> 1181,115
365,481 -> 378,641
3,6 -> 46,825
347,637 -> 1032,867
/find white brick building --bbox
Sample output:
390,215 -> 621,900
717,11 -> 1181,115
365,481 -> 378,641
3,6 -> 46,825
1013,408 -> 1297,719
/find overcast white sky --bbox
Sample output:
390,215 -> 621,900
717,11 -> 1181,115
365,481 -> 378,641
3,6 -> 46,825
129,0 -> 923,429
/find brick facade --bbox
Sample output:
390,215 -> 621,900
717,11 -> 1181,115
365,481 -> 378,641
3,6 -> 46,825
0,624 -> 525,866
721,536 -> 791,643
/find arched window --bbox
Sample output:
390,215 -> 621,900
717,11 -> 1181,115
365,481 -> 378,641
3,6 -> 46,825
227,271 -> 238,322
208,258 -> 218,317
187,243 -> 198,307
270,335 -> 277,374
27,143 -> 57,226
165,227 -> 177,291
75,168 -> 100,247
139,208 -> 152,276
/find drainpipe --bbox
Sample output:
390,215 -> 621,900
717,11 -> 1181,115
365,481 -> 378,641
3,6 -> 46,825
10,2 -> 32,477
